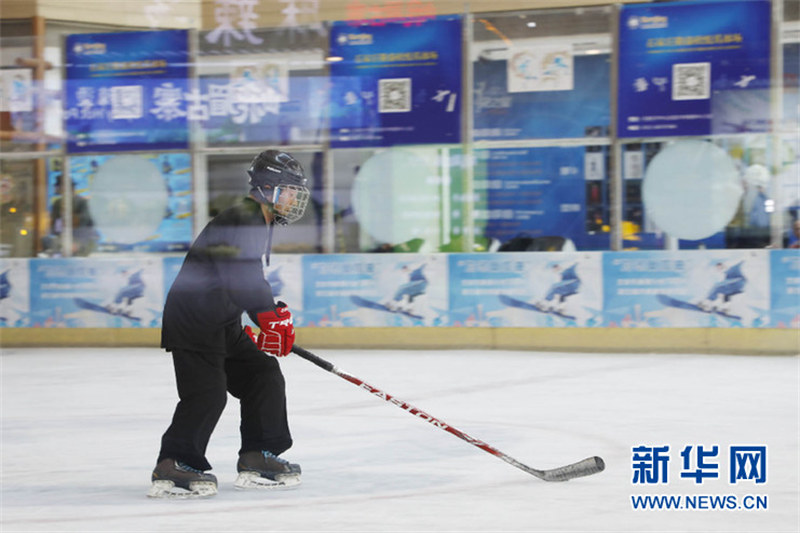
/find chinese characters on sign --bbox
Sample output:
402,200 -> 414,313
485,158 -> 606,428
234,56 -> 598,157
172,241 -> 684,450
632,444 -> 767,484
65,30 -> 191,152
618,0 -> 770,137
205,0 -> 263,46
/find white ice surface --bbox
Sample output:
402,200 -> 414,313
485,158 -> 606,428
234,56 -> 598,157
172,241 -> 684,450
1,347 -> 798,532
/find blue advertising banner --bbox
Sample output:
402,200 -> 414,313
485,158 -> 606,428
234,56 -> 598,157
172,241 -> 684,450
618,0 -> 770,137
603,250 -> 769,327
64,30 -> 190,152
769,250 -> 800,328
473,54 -> 610,140
475,147 -> 590,248
198,74 -> 327,146
328,16 -> 462,147
2,250 -> 799,330
28,258 -> 164,327
448,253 -> 603,328
301,254 -> 448,327
0,259 -> 30,327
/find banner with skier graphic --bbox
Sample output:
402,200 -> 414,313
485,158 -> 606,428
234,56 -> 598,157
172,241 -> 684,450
0,259 -> 30,327
28,257 -> 164,327
448,253 -> 603,327
300,254 -> 449,327
769,250 -> 800,328
3,250 -> 797,330
602,250 -> 770,327
254,255 -> 305,326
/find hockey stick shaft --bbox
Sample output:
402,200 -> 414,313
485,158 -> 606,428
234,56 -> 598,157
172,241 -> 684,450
291,345 -> 604,482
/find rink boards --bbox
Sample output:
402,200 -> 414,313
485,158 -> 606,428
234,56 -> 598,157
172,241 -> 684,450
0,250 -> 798,354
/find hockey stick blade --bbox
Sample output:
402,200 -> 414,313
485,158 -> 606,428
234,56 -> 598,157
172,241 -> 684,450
291,345 -> 605,482
530,456 -> 605,482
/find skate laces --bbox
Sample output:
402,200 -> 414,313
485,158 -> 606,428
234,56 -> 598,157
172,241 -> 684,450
176,461 -> 204,474
262,451 -> 290,465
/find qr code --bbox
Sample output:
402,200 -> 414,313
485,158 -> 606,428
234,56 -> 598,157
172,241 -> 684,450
378,78 -> 411,113
672,62 -> 710,101
110,85 -> 143,119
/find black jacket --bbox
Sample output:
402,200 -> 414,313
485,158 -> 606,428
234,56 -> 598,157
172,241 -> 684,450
161,197 -> 276,353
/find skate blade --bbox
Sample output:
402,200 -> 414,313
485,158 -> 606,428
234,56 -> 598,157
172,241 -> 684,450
147,480 -> 218,499
234,471 -> 301,490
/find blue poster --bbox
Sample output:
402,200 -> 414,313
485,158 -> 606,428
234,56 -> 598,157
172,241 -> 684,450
475,147 -> 594,248
198,74 -> 327,146
28,258 -> 164,328
618,0 -> 770,137
473,54 -> 610,140
769,250 -> 800,328
62,154 -> 193,253
328,16 -> 462,147
602,250 -> 769,327
448,253 -> 603,328
64,30 -> 190,152
301,254 -> 448,327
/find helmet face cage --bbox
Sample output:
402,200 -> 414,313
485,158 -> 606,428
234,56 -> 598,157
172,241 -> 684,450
271,183 -> 310,225
247,150 -> 310,225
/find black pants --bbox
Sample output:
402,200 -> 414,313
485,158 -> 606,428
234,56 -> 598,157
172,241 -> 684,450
157,329 -> 292,471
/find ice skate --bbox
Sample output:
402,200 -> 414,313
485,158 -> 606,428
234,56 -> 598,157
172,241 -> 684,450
234,451 -> 301,490
147,459 -> 218,499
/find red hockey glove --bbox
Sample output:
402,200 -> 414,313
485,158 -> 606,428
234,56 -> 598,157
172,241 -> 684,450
250,302 -> 295,357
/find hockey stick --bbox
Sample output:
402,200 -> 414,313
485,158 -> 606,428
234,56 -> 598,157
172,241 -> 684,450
291,345 -> 605,482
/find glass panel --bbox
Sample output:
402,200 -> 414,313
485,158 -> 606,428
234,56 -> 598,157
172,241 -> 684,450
0,4 -> 795,260
0,159 -> 36,258
207,150 -> 321,254
474,145 -> 610,252
472,7 -> 611,141
40,154 -> 194,256
197,26 -> 328,147
625,137 -> 778,250
333,146 -> 459,253
0,28 -> 39,153
781,42 -> 800,248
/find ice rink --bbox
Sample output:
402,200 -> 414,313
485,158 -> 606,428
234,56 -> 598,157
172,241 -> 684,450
1,346 -> 798,532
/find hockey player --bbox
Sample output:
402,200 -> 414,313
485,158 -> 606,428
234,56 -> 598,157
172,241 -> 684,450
149,150 -> 311,499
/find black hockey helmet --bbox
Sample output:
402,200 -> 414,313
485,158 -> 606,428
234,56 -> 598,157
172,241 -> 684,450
247,149 -> 310,225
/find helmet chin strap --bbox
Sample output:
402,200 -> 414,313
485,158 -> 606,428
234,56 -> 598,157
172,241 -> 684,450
264,220 -> 274,267
256,186 -> 271,204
